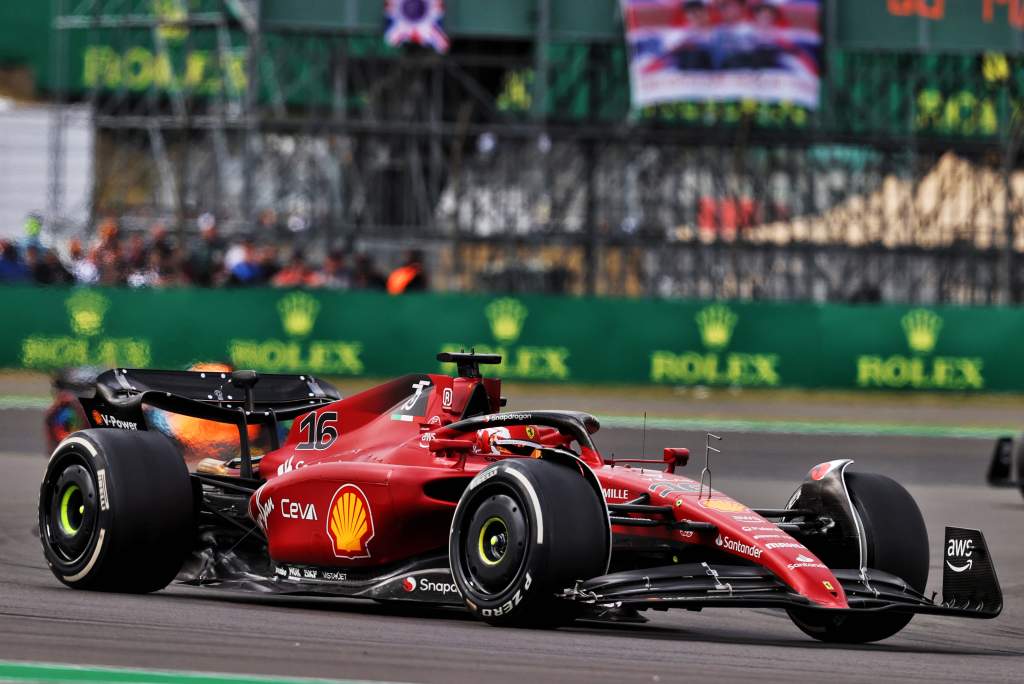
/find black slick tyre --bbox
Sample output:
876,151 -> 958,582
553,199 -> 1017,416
449,458 -> 609,627
39,429 -> 195,593
788,472 -> 929,643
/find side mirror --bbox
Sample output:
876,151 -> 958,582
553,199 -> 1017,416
663,447 -> 690,474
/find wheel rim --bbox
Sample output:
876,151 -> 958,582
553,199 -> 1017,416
58,484 -> 85,536
477,516 -> 509,566
460,489 -> 529,596
42,459 -> 99,565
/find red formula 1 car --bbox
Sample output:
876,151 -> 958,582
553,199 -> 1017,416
39,353 -> 1002,643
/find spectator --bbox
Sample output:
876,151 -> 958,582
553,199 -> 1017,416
148,222 -> 174,258
0,241 -> 29,282
353,253 -> 387,290
67,238 -> 99,284
186,216 -> 225,286
22,214 -> 43,250
97,247 -> 126,285
89,217 -> 120,262
272,251 -> 319,288
124,233 -> 149,271
258,245 -> 282,284
227,239 -> 263,285
31,247 -> 73,285
320,249 -> 352,289
386,249 -> 428,294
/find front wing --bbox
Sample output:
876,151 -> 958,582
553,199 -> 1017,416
560,560 -> 1000,619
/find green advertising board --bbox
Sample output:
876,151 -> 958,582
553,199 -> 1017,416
0,286 -> 1019,392
835,0 -> 1024,53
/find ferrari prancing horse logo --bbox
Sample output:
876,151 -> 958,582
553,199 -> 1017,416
327,484 -> 375,559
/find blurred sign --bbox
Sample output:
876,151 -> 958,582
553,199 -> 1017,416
836,0 -> 1024,52
620,0 -> 822,109
2,287 -> 1022,392
383,0 -> 450,53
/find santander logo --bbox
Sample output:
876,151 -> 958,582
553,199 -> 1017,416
715,534 -> 763,559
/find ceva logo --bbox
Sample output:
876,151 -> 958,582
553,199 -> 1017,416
856,308 -> 984,390
650,303 -> 780,387
440,297 -> 571,380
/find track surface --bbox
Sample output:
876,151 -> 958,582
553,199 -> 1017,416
1,413 -> 1023,683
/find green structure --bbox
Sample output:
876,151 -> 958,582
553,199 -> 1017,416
3,286 -> 1018,392
2,2 -> 1022,305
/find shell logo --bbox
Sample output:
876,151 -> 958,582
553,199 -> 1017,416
698,498 -> 746,513
326,484 -> 375,559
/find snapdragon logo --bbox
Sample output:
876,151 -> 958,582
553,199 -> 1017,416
651,304 -> 780,387
402,576 -> 458,595
856,309 -> 984,390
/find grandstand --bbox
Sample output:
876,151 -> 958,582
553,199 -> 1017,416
2,1 -> 1023,302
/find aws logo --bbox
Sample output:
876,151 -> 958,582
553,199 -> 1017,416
440,298 -> 571,380
228,292 -> 363,376
856,309 -> 983,390
327,484 -> 375,559
20,290 -> 151,370
650,304 -> 780,387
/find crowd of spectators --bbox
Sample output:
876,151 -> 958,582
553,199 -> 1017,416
0,215 -> 429,294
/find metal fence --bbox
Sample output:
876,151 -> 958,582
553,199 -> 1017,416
45,2 -> 1024,303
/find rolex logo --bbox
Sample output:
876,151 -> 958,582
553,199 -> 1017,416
277,292 -> 320,338
695,304 -> 737,350
66,290 -> 109,337
901,309 -> 942,354
485,298 -> 528,344
152,0 -> 188,42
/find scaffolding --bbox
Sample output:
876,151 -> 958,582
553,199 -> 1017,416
47,1 -> 1024,303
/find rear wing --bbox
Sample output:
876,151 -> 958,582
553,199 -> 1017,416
78,368 -> 341,477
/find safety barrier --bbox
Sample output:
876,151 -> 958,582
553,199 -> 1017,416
1,286 -> 1018,391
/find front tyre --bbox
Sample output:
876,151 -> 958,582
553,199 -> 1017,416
788,472 -> 929,643
449,458 -> 609,627
39,429 -> 194,593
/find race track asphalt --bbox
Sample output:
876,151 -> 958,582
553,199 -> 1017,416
1,410 -> 1022,683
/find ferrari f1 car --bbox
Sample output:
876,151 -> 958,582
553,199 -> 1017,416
39,353 -> 1002,643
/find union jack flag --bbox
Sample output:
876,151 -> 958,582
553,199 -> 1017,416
384,0 -> 449,54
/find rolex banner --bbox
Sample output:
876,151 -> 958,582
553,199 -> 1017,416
0,286 -> 1019,392
621,0 -> 822,109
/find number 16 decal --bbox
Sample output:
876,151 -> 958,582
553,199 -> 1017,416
296,411 -> 339,450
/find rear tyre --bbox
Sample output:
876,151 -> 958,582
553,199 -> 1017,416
449,458 -> 609,627
39,429 -> 195,592
788,472 -> 928,643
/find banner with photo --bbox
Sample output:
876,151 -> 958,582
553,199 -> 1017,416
621,0 -> 821,109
